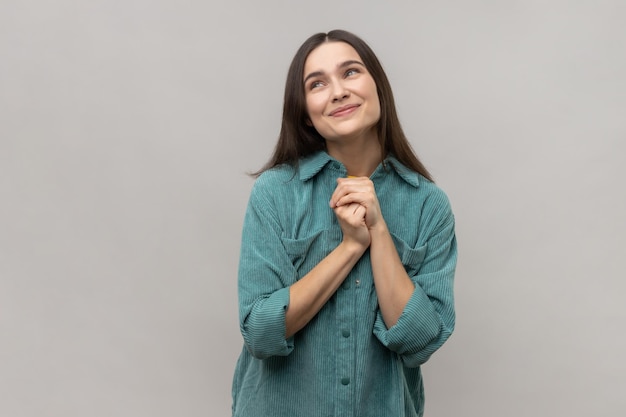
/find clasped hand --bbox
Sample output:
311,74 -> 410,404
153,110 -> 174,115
329,177 -> 384,249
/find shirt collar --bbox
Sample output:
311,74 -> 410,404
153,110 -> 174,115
298,151 -> 420,188
381,156 -> 420,188
298,152 -> 335,181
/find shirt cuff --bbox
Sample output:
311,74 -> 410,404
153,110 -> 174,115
242,287 -> 294,359
373,284 -> 444,366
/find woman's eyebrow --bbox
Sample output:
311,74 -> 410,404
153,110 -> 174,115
303,60 -> 366,84
303,70 -> 324,85
338,59 -> 365,69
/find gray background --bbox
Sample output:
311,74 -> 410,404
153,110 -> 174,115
1,1 -> 625,416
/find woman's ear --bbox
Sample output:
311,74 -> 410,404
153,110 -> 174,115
305,118 -> 313,126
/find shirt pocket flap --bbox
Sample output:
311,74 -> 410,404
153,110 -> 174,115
390,233 -> 428,277
281,229 -> 336,274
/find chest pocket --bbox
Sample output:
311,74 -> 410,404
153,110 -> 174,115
390,232 -> 428,278
281,229 -> 339,277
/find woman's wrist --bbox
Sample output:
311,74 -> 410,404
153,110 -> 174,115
339,238 -> 369,258
368,219 -> 389,238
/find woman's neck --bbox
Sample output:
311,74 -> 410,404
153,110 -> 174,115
327,134 -> 382,177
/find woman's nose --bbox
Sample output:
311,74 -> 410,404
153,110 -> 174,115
331,82 -> 350,102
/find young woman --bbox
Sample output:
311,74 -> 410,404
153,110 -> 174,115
232,30 -> 457,417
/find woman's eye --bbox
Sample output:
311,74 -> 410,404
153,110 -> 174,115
310,80 -> 324,89
345,68 -> 359,77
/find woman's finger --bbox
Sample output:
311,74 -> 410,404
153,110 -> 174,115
330,178 -> 374,207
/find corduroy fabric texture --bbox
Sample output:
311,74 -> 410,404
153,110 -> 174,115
232,151 -> 457,417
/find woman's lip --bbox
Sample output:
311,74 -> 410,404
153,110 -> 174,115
329,104 -> 359,117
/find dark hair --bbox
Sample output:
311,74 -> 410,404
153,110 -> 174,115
253,29 -> 433,182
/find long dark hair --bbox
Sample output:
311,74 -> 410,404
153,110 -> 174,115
253,29 -> 433,182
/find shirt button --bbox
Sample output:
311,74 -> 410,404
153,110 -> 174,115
342,329 -> 350,338
355,279 -> 361,285
341,377 -> 350,385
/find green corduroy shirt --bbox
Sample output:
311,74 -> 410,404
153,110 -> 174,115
232,151 -> 457,417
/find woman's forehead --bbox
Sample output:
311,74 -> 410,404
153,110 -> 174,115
304,42 -> 362,72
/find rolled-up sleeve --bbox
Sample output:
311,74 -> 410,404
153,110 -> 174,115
373,199 -> 457,368
238,181 -> 296,359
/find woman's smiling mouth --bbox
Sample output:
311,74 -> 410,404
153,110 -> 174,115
329,104 -> 360,117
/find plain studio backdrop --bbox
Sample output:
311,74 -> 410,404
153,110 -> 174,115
1,1 -> 625,416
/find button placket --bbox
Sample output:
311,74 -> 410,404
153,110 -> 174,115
335,271 -> 355,414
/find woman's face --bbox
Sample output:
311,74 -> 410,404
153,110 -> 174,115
303,41 -> 380,144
